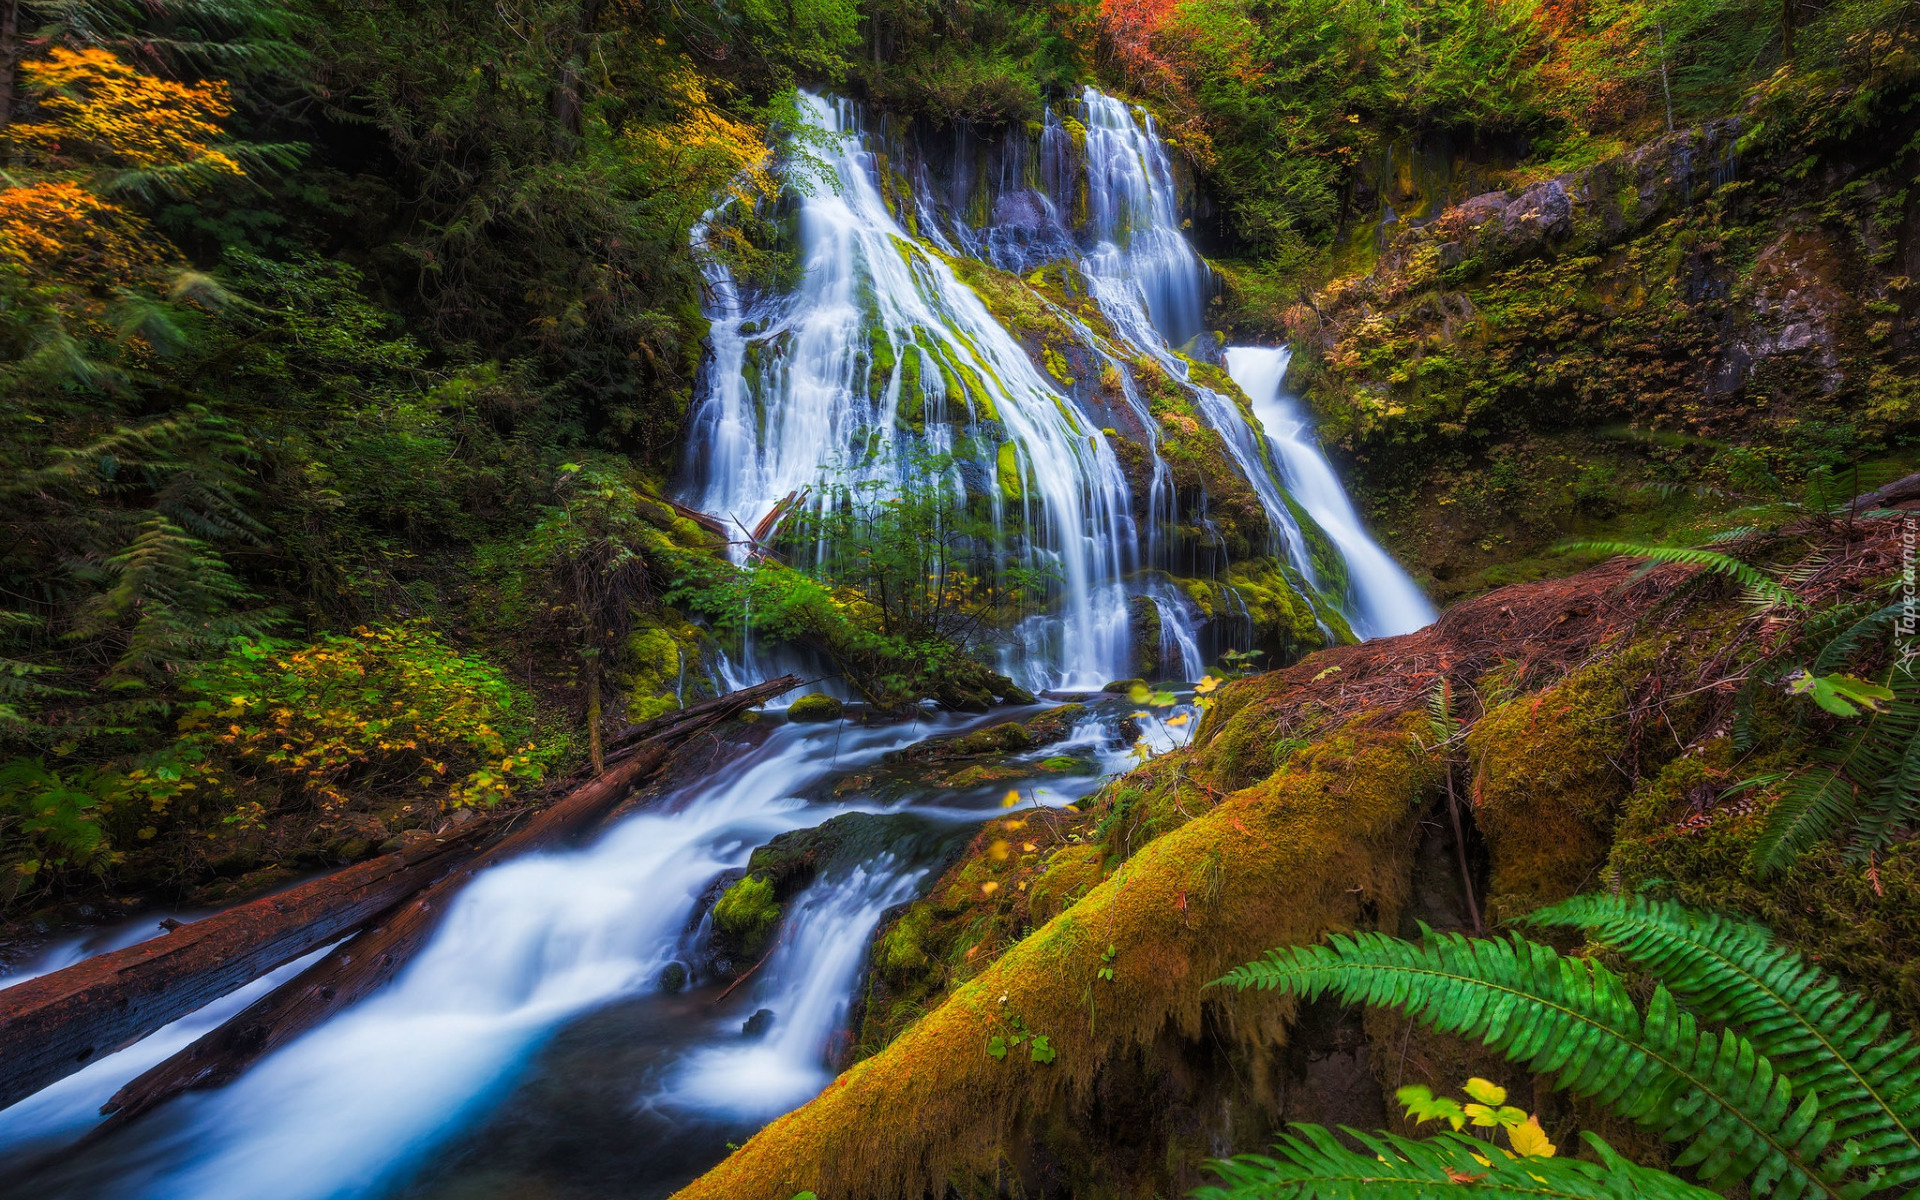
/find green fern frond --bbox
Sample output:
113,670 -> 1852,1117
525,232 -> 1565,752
1214,929 -> 1850,1198
1531,895 -> 1920,1193
1196,1126 -> 1722,1200
1814,601 -> 1907,675
1557,540 -> 1801,608
1750,677 -> 1920,874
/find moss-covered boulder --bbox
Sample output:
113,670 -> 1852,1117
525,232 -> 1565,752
886,704 -> 1087,765
710,874 -> 781,961
787,693 -> 844,722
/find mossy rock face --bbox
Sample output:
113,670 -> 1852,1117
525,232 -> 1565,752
787,693 -> 844,722
1466,654 -> 1640,923
621,620 -> 701,722
692,714 -> 1431,1200
710,875 -> 781,961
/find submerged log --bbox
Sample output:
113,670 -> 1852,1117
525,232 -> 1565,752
0,826 -> 483,1112
95,674 -> 799,1131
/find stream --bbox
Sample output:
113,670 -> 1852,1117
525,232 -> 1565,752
0,86 -> 1431,1200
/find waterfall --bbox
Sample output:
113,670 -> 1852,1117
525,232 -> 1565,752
683,93 -> 1136,691
664,859 -> 925,1117
1067,89 -> 1325,590
1223,347 -> 1437,638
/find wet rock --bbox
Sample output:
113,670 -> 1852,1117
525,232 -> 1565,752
884,705 -> 1087,765
787,692 -> 844,722
658,962 -> 688,993
1101,678 -> 1146,694
986,672 -> 1037,705
742,1008 -> 776,1038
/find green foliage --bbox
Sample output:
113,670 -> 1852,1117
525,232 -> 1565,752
1198,1126 -> 1720,1200
1746,668 -> 1920,877
0,760 -> 120,891
1530,894 -> 1920,1192
165,623 -> 555,818
1558,540 -> 1803,608
1215,924 -> 1866,1198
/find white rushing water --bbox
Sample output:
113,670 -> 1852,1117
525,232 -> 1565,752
665,859 -> 924,1117
1223,347 -> 1436,638
685,92 -> 1137,691
1068,89 -> 1323,589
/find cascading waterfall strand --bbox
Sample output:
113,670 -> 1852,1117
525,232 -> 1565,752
685,93 -> 1140,690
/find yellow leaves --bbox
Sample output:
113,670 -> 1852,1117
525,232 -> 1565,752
625,69 -> 772,208
1193,674 -> 1222,696
987,839 -> 1010,862
981,881 -> 1000,895
1002,788 -> 1021,808
1506,1115 -> 1557,1159
0,180 -> 166,282
1399,1080 -> 1557,1161
1462,1077 -> 1507,1106
12,48 -> 244,180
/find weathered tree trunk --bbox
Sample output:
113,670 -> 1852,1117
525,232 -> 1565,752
1849,470 -> 1920,514
0,828 -> 484,1112
0,0 -> 21,133
547,0 -> 607,151
95,675 -> 799,1132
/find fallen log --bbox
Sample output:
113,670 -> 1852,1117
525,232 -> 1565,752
1849,469 -> 1920,514
0,825 -> 484,1112
95,674 -> 799,1131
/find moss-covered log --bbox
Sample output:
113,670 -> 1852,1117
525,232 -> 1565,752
670,718 -> 1432,1200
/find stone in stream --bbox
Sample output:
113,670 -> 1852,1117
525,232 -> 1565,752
741,1008 -> 775,1038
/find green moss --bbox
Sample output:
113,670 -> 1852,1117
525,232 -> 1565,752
1042,344 -> 1075,387
896,343 -> 925,432
622,624 -> 687,722
996,441 -> 1025,502
1466,646 -> 1654,922
681,717 -> 1430,1200
712,874 -> 781,958
788,693 -> 844,722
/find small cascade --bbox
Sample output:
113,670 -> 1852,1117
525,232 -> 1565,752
1144,579 -> 1206,682
665,859 -> 926,1117
1223,347 -> 1437,638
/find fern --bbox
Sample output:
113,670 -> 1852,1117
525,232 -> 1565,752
1531,895 -> 1920,1195
1215,928 -> 1855,1198
70,516 -> 281,684
1557,540 -> 1802,607
1197,1126 -> 1721,1200
1750,670 -> 1920,874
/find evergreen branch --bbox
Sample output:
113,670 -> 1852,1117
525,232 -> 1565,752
1214,929 -> 1850,1198
1532,895 -> 1920,1192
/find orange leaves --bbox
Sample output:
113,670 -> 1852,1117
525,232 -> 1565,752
624,70 -> 772,210
1098,0 -> 1185,91
10,47 -> 243,179
0,180 -> 167,283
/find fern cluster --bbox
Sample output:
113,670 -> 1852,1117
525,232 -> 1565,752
1196,1126 -> 1721,1200
1212,897 -> 1920,1199
1533,895 -> 1920,1193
